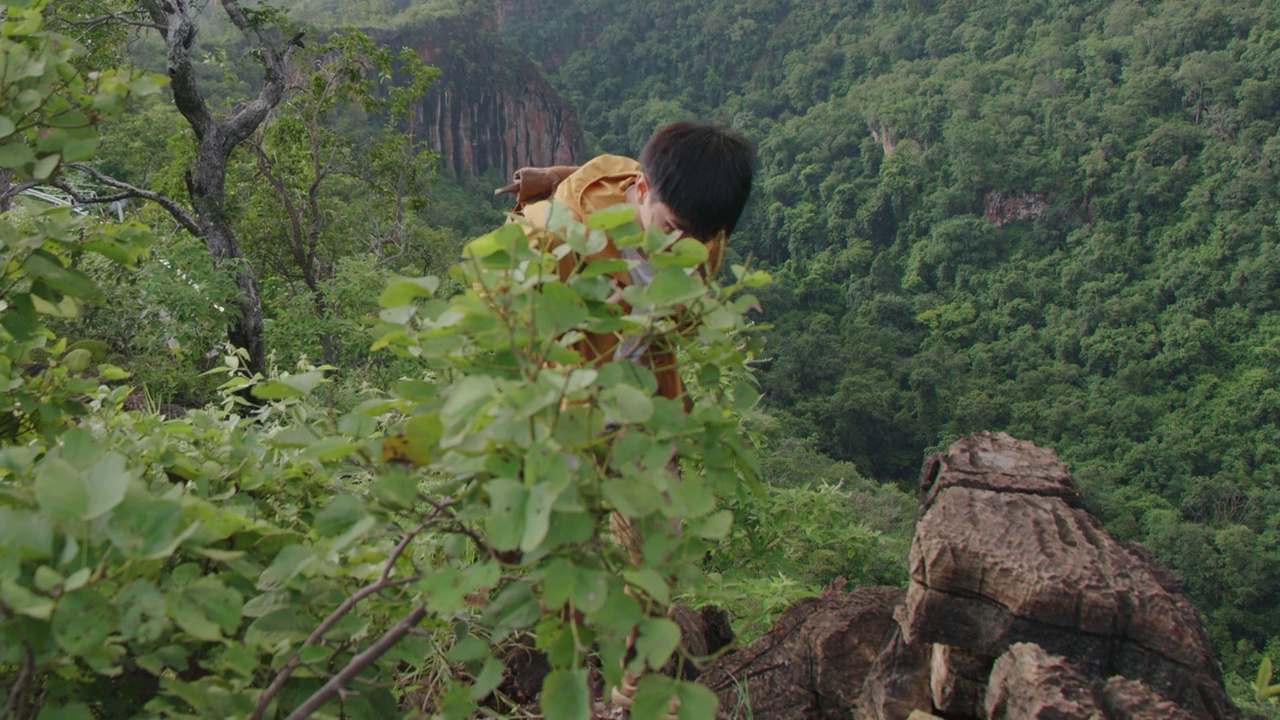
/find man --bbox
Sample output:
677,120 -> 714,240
500,121 -> 756,406
498,121 -> 756,709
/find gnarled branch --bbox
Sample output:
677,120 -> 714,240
63,163 -> 203,236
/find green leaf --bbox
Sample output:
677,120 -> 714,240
471,656 -> 505,701
379,276 -> 439,307
314,494 -> 367,537
373,472 -> 420,509
675,682 -> 720,719
130,73 -> 163,95
602,383 -> 654,424
0,116 -> 15,140
84,452 -> 132,519
741,269 -> 772,288
580,257 -> 630,279
31,290 -> 82,318
35,459 -> 88,519
623,568 -> 671,605
0,141 -> 34,170
634,617 -> 681,671
116,580 -> 169,643
586,204 -> 637,230
245,607 -> 314,650
540,558 -> 577,608
53,588 -> 117,654
61,137 -> 99,162
303,437 -> 360,461
99,364 -> 131,380
31,154 -> 58,180
442,376 -> 497,429
392,380 -> 437,401
281,369 -> 328,396
401,412 -> 443,465
485,480 -> 528,552
631,676 -> 680,720
35,703 -> 95,720
540,669 -> 592,720
535,282 -> 589,334
520,483 -> 558,553
446,636 -> 490,664
465,223 -> 528,260
180,578 -> 242,636
690,510 -> 733,539
0,578 -> 55,619
602,477 -> 664,518
258,545 -> 316,590
24,250 -> 103,303
62,347 -> 91,372
644,268 -> 704,306
572,568 -> 610,614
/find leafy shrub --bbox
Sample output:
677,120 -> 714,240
3,83 -> 769,719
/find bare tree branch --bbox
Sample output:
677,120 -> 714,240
251,521 -> 430,720
63,163 -> 203,236
136,0 -> 214,140
284,603 -> 429,720
60,12 -> 162,32
219,0 -> 303,146
0,181 -> 39,204
251,139 -> 313,287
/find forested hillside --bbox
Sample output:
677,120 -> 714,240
499,0 -> 1280,679
4,0 -> 1280,716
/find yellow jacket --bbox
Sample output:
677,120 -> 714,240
517,155 -> 724,406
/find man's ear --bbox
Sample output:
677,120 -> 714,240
634,173 -> 650,202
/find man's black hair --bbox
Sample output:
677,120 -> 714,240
639,122 -> 756,241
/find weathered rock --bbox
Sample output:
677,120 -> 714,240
985,643 -> 1198,720
698,583 -> 904,719
984,642 -> 1106,719
897,432 -> 1238,719
855,625 -> 933,720
665,604 -> 734,680
384,15 -> 585,180
929,644 -> 989,715
1096,676 -> 1201,720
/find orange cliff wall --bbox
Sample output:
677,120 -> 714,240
385,16 -> 585,181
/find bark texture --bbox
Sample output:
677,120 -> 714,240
136,0 -> 299,374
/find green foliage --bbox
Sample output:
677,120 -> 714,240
500,0 -> 1280,659
0,0 -> 160,180
237,29 -> 445,372
365,211 -> 767,715
1255,656 -> 1280,704
1,7 -> 763,716
3,172 -> 767,720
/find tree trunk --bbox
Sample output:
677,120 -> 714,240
0,169 -> 13,213
188,129 -> 267,373
138,0 -> 297,377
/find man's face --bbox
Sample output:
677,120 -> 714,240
634,174 -> 692,239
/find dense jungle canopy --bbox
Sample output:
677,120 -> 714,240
500,0 -> 1280,674
4,0 -> 1280,716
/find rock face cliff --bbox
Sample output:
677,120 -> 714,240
700,432 -> 1242,719
384,13 -> 584,180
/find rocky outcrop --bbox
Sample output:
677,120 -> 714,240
983,189 -> 1047,227
698,584 -> 905,719
984,643 -> 1198,720
692,432 -> 1241,720
385,14 -> 585,180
